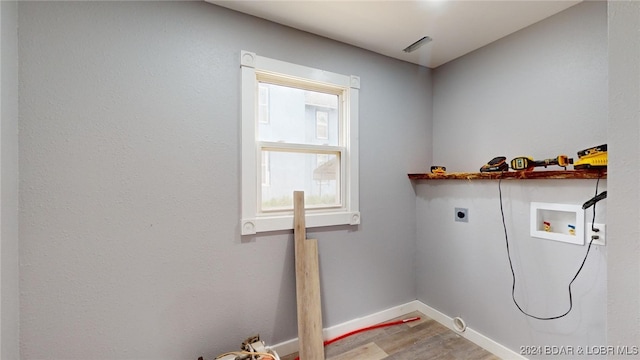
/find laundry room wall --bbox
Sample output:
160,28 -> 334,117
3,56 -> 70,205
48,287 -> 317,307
417,1 -> 607,357
18,2 -> 431,359
1,1 -> 20,359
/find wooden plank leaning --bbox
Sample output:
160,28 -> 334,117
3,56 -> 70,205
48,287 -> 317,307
293,191 -> 325,360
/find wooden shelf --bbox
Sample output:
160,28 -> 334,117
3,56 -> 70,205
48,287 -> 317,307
408,169 -> 606,181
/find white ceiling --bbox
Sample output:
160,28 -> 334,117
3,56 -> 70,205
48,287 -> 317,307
206,0 -> 581,68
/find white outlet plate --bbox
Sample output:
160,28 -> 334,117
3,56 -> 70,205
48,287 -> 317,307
586,223 -> 606,246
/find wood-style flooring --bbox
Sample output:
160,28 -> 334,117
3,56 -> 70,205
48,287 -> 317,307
280,311 -> 500,360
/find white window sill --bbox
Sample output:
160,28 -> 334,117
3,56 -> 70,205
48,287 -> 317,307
241,211 -> 361,235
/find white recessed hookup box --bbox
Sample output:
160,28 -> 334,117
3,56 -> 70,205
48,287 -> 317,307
530,202 -> 585,245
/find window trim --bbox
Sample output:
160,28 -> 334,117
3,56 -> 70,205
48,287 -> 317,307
240,50 -> 360,235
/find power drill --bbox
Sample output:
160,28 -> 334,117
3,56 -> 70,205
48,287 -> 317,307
510,155 -> 573,171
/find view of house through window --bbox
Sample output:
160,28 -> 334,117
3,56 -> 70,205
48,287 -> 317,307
257,81 -> 341,211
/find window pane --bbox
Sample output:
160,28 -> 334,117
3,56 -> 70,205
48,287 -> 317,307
316,111 -> 328,140
261,151 -> 270,186
257,83 -> 339,146
261,150 -> 340,211
258,84 -> 270,124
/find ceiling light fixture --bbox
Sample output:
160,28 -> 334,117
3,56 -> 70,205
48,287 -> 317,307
403,36 -> 432,53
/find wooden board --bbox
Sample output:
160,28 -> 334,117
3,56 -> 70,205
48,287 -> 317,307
408,169 -> 606,180
294,191 -> 325,360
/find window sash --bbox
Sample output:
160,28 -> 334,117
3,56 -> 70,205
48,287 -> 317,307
256,78 -> 342,147
257,142 -> 344,213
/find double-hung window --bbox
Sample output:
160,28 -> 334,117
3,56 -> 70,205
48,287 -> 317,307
240,51 -> 360,235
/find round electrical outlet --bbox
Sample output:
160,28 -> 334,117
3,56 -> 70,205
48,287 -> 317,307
455,208 -> 469,222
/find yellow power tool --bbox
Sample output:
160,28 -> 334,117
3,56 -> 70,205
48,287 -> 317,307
573,144 -> 607,170
510,155 -> 573,171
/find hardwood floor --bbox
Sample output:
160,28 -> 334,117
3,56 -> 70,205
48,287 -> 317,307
280,311 -> 500,360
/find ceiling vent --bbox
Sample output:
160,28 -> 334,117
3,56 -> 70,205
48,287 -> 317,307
403,36 -> 432,53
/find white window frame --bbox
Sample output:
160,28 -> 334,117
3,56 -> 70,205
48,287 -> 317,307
240,50 -> 360,235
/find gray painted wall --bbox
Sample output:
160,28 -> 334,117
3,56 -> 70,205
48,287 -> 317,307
607,0 -> 640,351
18,2 -> 430,359
417,1 -> 608,357
1,1 -> 20,359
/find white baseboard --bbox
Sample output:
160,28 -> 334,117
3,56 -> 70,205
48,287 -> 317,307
270,300 -> 525,360
271,301 -> 421,357
413,301 -> 526,360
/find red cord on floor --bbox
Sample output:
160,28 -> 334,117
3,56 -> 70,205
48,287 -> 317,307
292,316 -> 420,360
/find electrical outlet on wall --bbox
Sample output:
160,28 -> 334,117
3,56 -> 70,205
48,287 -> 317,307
455,208 -> 468,223
586,223 -> 605,246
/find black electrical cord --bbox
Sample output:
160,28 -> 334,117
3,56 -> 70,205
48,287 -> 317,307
498,171 -> 601,320
583,191 -> 607,211
590,175 -> 602,233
